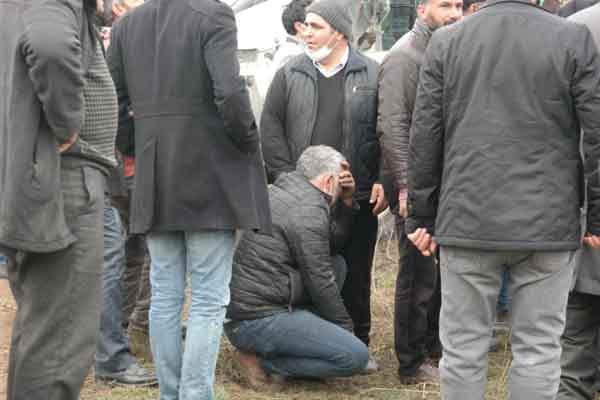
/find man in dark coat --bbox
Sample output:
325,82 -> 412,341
260,0 -> 385,371
559,0 -> 599,16
106,0 -> 271,398
1,0 -> 120,398
377,0 -> 462,383
558,7 -> 600,400
406,0 -> 600,398
225,145 -> 368,386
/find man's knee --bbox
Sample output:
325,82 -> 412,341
334,338 -> 369,376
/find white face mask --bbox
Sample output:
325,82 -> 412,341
304,33 -> 338,63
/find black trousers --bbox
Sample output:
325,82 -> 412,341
394,214 -> 441,376
7,165 -> 104,400
341,199 -> 379,346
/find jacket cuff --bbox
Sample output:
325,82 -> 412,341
405,217 -> 435,236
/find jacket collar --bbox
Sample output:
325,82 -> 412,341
291,45 -> 368,81
481,0 -> 551,12
276,171 -> 333,205
413,18 -> 433,41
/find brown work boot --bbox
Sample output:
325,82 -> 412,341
233,350 -> 271,389
398,362 -> 440,385
127,324 -> 153,363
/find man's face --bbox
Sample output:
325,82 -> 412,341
304,13 -> 343,52
419,0 -> 463,30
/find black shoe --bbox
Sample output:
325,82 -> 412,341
398,362 -> 440,385
96,362 -> 158,387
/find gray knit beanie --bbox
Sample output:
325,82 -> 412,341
306,0 -> 353,41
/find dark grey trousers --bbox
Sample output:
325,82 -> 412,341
6,164 -> 105,400
558,291 -> 600,400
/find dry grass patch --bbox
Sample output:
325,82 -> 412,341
81,239 -> 513,400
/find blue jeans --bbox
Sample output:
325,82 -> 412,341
95,203 -> 134,375
225,310 -> 369,379
0,254 -> 8,279
497,268 -> 510,312
147,230 -> 235,400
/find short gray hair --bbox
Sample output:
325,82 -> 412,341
296,145 -> 346,180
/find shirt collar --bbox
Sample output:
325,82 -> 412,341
314,45 -> 349,78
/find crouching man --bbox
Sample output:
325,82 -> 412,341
225,145 -> 369,386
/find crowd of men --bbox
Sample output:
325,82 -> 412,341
1,0 -> 600,399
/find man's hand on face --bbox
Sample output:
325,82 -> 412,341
398,189 -> 408,218
370,183 -> 388,215
407,228 -> 437,257
57,132 -> 79,154
584,235 -> 600,249
339,161 -> 355,206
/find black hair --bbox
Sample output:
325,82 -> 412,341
462,0 -> 486,10
281,0 -> 313,35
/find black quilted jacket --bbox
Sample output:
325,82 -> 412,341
226,172 -> 354,331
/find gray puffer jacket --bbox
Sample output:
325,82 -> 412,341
407,0 -> 600,251
227,171 -> 354,331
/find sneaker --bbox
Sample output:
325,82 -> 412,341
360,355 -> 379,375
233,350 -> 271,389
398,362 -> 440,385
96,362 -> 157,387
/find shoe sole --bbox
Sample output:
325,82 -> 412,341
95,377 -> 158,387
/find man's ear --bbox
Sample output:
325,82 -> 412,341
294,21 -> 306,36
417,3 -> 426,19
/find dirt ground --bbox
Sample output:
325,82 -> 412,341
1,241 -> 515,400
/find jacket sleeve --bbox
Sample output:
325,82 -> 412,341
287,206 -> 354,332
377,51 -> 418,191
260,67 -> 294,183
329,199 -> 359,254
204,3 -> 258,155
106,20 -> 135,156
21,0 -> 84,142
571,24 -> 600,236
406,33 -> 445,235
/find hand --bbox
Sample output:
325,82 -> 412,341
398,189 -> 408,218
57,132 -> 79,153
370,183 -> 388,215
407,227 -> 437,257
584,235 -> 600,249
339,161 -> 355,204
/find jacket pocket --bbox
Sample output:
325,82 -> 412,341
22,129 -> 60,203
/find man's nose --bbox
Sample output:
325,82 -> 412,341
450,7 -> 462,19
